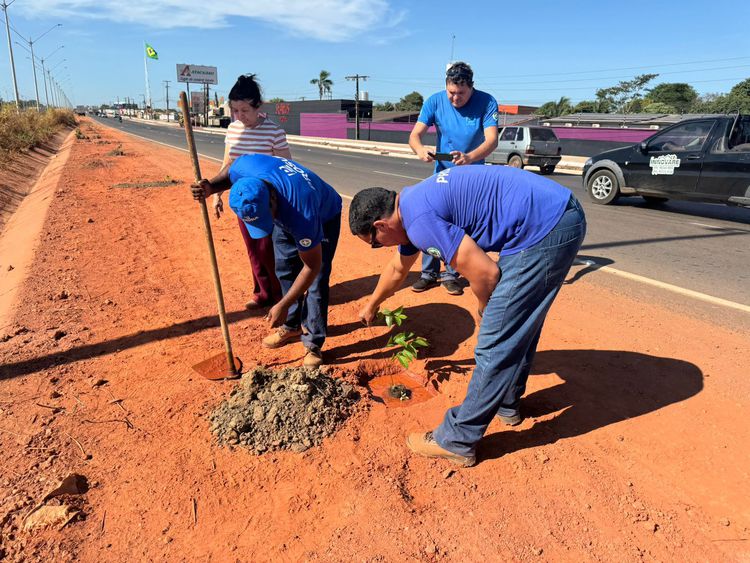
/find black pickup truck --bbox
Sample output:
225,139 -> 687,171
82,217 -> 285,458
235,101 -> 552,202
582,114 -> 750,207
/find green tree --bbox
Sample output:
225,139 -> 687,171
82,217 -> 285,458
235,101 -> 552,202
395,91 -> 423,111
645,83 -> 698,113
573,98 -> 611,113
643,101 -> 676,114
536,96 -> 573,117
596,73 -> 659,113
267,97 -> 286,103
310,70 -> 334,100
374,101 -> 396,111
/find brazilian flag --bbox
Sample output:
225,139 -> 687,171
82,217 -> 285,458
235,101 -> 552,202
145,43 -> 158,60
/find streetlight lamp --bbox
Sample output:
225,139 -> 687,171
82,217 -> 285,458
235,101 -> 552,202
1,0 -> 20,109
20,23 -> 62,110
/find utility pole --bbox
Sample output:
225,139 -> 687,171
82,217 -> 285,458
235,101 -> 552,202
345,74 -> 369,140
1,0 -> 20,110
163,80 -> 171,122
449,34 -> 456,64
20,24 -> 61,110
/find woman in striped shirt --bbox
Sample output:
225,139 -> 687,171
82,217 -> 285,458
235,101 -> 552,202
213,74 -> 289,309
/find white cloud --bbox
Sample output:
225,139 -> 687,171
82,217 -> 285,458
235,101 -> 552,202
19,0 -> 404,42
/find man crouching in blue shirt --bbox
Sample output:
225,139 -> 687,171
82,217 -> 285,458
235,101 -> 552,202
192,154 -> 342,368
350,165 -> 586,467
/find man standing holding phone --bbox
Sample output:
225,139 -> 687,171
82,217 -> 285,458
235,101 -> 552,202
408,61 -> 499,295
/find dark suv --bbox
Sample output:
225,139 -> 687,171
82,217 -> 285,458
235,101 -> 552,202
582,114 -> 750,207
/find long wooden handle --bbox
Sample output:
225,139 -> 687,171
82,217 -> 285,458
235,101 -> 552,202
179,92 -> 237,376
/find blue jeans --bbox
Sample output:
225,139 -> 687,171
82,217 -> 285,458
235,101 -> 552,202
433,197 -> 586,457
421,254 -> 458,282
272,214 -> 341,351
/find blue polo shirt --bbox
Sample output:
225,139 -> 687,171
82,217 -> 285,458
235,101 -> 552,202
418,89 -> 499,172
398,165 -> 571,263
229,154 -> 342,251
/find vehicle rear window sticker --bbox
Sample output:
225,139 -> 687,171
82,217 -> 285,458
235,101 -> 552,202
649,154 -> 681,175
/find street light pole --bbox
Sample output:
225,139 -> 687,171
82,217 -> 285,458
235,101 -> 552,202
22,24 -> 62,110
1,0 -> 20,109
345,74 -> 369,141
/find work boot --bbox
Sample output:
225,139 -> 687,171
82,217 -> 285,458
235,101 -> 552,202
262,326 -> 302,349
497,412 -> 523,426
412,278 -> 438,293
441,279 -> 464,296
406,431 -> 476,467
303,347 -> 324,368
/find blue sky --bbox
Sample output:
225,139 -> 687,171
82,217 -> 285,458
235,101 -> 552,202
2,0 -> 749,108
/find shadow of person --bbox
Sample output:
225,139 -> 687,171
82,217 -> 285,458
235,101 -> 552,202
564,255 -> 615,285
325,302 -> 476,365
477,349 -> 704,463
329,272 -> 422,306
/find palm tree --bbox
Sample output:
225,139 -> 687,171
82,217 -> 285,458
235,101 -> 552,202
552,96 -> 572,117
310,70 -> 333,100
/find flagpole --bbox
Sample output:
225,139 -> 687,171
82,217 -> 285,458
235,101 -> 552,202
143,40 -> 152,113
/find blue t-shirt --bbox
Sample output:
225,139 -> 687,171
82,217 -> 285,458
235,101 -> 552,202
418,89 -> 499,172
398,165 -> 571,263
229,154 -> 342,251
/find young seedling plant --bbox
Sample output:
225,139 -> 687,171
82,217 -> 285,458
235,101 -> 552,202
377,307 -> 429,401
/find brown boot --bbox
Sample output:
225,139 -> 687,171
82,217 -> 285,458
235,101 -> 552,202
406,432 -> 476,467
262,326 -> 302,349
303,347 -> 323,368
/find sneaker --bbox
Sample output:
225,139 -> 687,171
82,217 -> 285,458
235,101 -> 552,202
497,412 -> 523,426
262,326 -> 302,349
406,431 -> 476,467
303,347 -> 323,368
412,278 -> 438,293
441,279 -> 464,295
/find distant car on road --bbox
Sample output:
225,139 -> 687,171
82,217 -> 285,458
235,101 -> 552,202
486,125 -> 562,174
583,114 -> 750,207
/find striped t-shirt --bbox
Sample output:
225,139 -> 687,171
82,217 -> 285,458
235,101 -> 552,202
224,115 -> 289,160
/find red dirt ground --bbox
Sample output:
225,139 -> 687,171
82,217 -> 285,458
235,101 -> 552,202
0,120 -> 748,562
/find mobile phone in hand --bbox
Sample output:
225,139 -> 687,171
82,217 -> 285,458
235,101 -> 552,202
428,151 -> 454,161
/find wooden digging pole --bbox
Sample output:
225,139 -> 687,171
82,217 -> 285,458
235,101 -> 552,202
178,91 -> 238,378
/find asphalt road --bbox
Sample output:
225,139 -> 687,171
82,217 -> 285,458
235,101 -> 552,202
93,116 -> 750,308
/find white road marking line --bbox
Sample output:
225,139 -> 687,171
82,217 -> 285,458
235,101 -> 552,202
688,221 -> 746,232
372,170 -> 424,180
574,259 -> 750,314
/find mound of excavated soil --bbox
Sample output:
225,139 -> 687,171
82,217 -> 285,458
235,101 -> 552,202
209,367 -> 360,454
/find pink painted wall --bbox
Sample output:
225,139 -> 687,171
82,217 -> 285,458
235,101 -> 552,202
552,127 -> 654,142
300,113 -> 348,138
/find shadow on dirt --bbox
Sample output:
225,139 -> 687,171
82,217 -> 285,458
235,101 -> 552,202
329,272 -> 422,306
0,308 -> 267,380
564,255 -> 615,285
476,349 -> 703,463
326,302 -> 476,364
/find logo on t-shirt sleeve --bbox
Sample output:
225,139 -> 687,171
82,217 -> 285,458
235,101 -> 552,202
426,247 -> 442,259
299,238 -> 312,247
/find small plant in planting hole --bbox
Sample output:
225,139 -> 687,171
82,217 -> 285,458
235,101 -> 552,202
377,307 -> 429,401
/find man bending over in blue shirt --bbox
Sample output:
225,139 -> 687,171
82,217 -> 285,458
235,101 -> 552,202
349,165 -> 586,467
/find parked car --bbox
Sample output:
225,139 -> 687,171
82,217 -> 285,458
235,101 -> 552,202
486,126 -> 562,174
583,114 -> 750,207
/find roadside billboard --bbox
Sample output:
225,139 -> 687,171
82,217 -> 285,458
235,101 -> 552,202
176,64 -> 218,85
